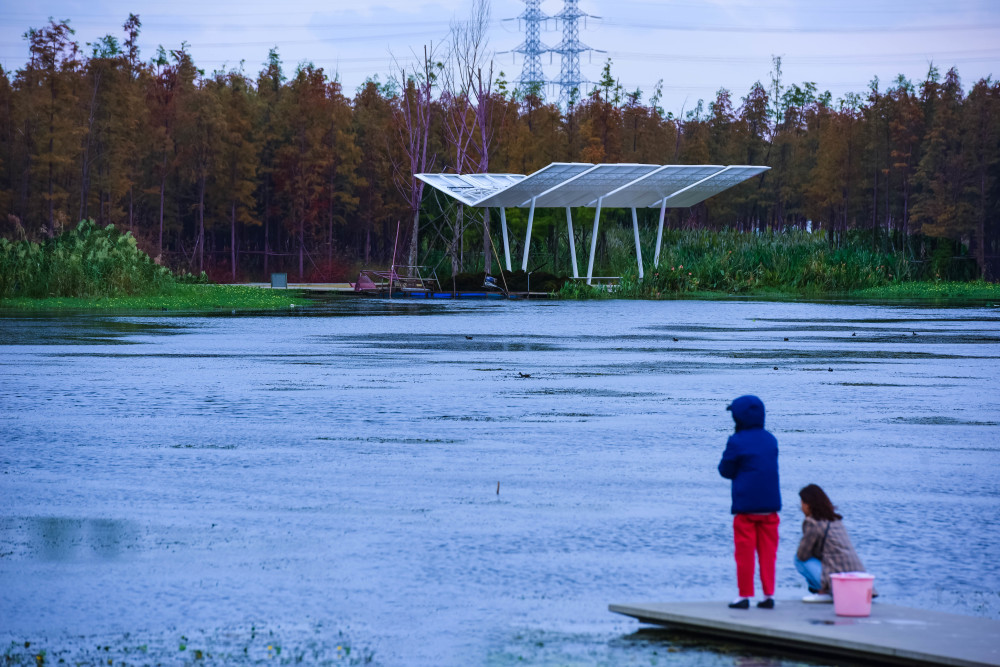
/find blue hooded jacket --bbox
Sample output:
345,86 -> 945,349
718,395 -> 781,514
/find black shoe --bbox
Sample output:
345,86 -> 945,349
756,598 -> 775,609
728,598 -> 750,609
807,586 -> 819,594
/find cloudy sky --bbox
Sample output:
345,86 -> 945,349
1,0 -> 997,114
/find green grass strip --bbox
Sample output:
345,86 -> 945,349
851,281 -> 1000,300
0,284 -> 313,311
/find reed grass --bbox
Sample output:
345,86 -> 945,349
600,229 -> 924,298
0,220 -> 312,310
0,220 -> 174,298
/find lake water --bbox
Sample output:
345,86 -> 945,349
1,297 -> 999,666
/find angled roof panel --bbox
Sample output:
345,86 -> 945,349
661,165 -> 769,208
533,163 -> 662,208
415,173 -> 527,207
417,163 -> 770,209
472,162 -> 595,207
599,164 -> 726,208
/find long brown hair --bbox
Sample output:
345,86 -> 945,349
799,484 -> 843,521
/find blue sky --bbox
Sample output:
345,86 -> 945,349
1,0 -> 997,114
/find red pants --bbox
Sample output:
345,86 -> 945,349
733,512 -> 780,598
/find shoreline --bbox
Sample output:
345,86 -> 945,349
1,280 -> 997,312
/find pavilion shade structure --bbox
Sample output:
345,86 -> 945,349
414,173 -> 526,207
660,165 -> 770,208
531,164 -> 662,208
415,161 -> 769,284
416,162 -> 768,210
599,165 -> 726,208
473,163 -> 594,208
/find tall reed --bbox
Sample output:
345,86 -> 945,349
609,229 -> 919,297
0,220 -> 175,299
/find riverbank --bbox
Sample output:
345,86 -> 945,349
557,279 -> 1000,304
0,284 -> 312,311
5,280 -> 997,311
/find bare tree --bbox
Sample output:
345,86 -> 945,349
442,0 -> 499,274
390,44 -> 440,272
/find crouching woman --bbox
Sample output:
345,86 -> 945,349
796,483 -> 873,602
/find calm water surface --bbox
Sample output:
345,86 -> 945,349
1,298 -> 999,665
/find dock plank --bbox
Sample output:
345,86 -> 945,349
609,600 -> 1000,666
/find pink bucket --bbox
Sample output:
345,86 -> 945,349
831,572 -> 876,617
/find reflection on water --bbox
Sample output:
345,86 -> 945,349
0,298 -> 997,666
34,517 -> 137,561
0,316 -> 186,346
624,629 -> 839,667
3,517 -> 140,561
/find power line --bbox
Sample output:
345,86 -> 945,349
604,50 -> 1000,65
3,12 -> 994,34
599,19 -> 1000,33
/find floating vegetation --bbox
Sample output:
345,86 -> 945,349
891,416 -> 999,426
1,624 -> 374,666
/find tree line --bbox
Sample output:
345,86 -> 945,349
0,13 -> 997,282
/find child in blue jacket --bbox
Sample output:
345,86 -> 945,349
718,395 -> 781,609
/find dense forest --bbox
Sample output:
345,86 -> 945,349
0,15 -> 997,282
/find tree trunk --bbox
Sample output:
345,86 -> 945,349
197,174 -> 205,272
299,216 -> 305,279
20,152 -> 32,225
483,208 -> 491,274
453,203 -> 464,275
263,181 -> 270,276
364,216 -> 371,265
80,75 -> 100,223
978,171 -> 988,280
47,84 -> 55,238
902,175 -> 909,237
231,200 -> 237,282
328,172 -> 335,273
158,163 -> 166,261
47,134 -> 54,238
871,157 -> 878,251
408,208 -> 420,271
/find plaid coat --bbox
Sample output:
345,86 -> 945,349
796,516 -> 866,593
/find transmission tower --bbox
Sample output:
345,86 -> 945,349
551,0 -> 601,106
511,0 -> 551,93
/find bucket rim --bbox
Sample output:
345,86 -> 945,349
831,571 -> 875,580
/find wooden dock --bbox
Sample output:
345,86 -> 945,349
247,282 -> 550,298
248,282 -> 355,292
609,600 -> 1000,666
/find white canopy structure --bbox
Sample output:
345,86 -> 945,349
416,162 -> 769,284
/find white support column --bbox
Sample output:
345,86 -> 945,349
521,197 -> 537,272
499,207 -> 512,271
565,207 -> 579,279
586,197 -> 603,285
653,198 -> 667,268
631,207 -> 644,280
